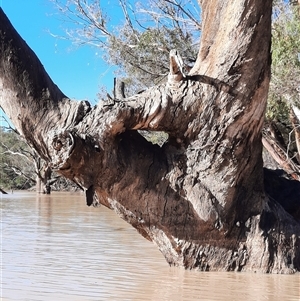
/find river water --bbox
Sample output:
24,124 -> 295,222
1,191 -> 299,301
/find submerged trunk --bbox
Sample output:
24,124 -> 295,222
1,1 -> 300,273
0,187 -> 8,194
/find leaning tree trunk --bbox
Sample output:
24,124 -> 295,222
1,1 -> 299,273
0,187 -> 8,194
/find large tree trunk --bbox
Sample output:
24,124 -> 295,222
1,1 -> 300,273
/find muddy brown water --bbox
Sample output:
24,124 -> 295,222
1,191 -> 299,301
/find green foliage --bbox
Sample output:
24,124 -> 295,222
138,130 -> 169,146
266,95 -> 290,123
268,2 -> 300,123
107,25 -> 197,94
0,127 -> 35,190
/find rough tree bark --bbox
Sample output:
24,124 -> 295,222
1,1 -> 300,273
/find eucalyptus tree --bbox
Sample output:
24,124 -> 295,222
0,127 -> 35,190
0,126 -> 56,193
1,0 -> 300,273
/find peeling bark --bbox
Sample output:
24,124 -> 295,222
1,1 -> 300,273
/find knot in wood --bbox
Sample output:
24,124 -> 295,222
52,139 -> 62,151
51,131 -> 74,153
49,130 -> 75,169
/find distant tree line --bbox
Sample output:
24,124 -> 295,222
0,126 -> 77,192
0,126 -> 34,190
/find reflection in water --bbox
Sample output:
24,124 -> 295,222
1,192 -> 299,301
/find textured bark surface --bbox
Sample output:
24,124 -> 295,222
1,0 -> 300,273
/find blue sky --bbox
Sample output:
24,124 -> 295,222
0,0 -> 115,106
